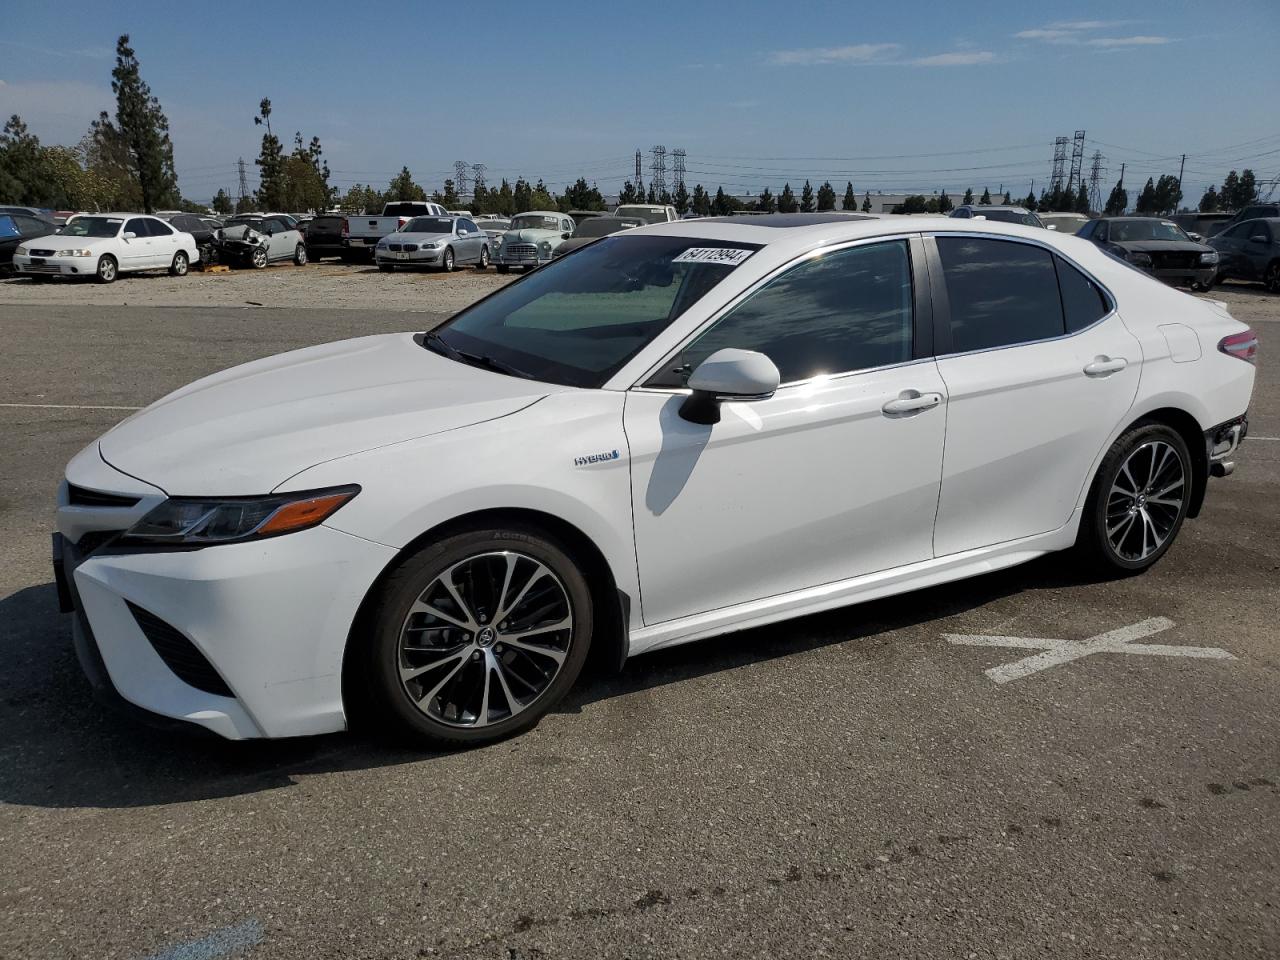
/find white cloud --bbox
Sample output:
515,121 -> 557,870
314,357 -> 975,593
768,43 -> 901,66
1014,28 -> 1076,41
911,51 -> 997,66
1087,35 -> 1173,47
1047,19 -> 1127,30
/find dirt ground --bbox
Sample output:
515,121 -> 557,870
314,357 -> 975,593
0,259 -> 514,313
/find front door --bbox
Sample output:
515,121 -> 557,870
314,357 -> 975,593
928,235 -> 1141,557
624,238 -> 948,626
122,218 -> 154,269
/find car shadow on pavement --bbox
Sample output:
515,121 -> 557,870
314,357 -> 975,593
0,556 -> 1100,810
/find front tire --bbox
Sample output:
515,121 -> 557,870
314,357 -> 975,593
250,247 -> 268,269
363,527 -> 593,748
95,255 -> 117,284
169,251 -> 189,277
476,245 -> 489,270
441,246 -> 455,272
1076,422 -> 1192,575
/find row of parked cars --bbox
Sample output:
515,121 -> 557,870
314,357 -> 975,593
947,201 -> 1280,293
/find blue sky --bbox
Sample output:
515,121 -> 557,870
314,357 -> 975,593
2,0 -> 1278,205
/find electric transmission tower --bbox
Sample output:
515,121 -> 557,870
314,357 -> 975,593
650,145 -> 667,197
236,158 -> 250,207
1087,150 -> 1106,213
1050,137 -> 1068,193
453,160 -> 470,196
672,148 -> 687,192
634,149 -> 644,190
471,163 -> 487,191
1067,130 -> 1086,194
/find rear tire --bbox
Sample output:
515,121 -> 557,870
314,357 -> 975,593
361,526 -> 594,748
169,251 -> 189,277
476,245 -> 489,270
1265,261 -> 1280,293
1075,422 -> 1192,575
95,255 -> 117,284
293,244 -> 307,266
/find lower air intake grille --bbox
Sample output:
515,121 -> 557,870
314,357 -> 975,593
127,602 -> 234,697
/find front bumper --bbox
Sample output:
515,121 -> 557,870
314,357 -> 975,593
55,472 -> 397,739
376,249 -> 441,266
13,254 -> 91,275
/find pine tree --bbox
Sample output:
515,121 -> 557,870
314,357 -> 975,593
495,179 -> 515,216
108,35 -> 178,212
713,186 -> 730,216
757,187 -> 776,213
778,182 -> 797,213
1074,184 -> 1089,213
1023,188 -> 1036,209
645,183 -> 657,203
386,166 -> 426,202
938,190 -> 953,213
1002,191 -> 1012,204
800,180 -> 815,213
253,98 -> 285,210
1135,177 -> 1156,214
211,188 -> 232,214
1198,185 -> 1220,213
816,181 -> 836,211
673,181 -> 690,214
843,181 -> 856,210
618,180 -> 638,204
979,187 -> 991,205
513,178 -> 533,212
1104,178 -> 1128,216
962,187 -> 974,205
861,191 -> 871,213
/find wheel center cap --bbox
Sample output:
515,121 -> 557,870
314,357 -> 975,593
476,626 -> 496,647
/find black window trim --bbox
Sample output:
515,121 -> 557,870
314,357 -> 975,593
631,232 -> 935,393
922,232 -> 1118,360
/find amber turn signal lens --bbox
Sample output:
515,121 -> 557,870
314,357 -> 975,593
257,491 -> 356,535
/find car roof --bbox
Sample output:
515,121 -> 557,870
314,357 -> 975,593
513,210 -> 564,218
958,204 -> 1032,213
636,213 -> 1067,250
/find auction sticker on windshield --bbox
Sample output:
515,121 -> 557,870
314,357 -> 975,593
672,247 -> 755,266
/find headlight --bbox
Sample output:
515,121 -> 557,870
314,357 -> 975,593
538,241 -> 552,255
424,241 -> 441,249
55,249 -> 94,257
15,244 -> 28,257
1127,251 -> 1153,267
121,486 -> 359,546
1200,251 -> 1219,265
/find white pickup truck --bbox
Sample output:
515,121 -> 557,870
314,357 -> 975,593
342,201 -> 449,258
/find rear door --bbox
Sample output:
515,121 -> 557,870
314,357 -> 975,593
145,217 -> 180,267
1242,221 -> 1273,278
928,234 -> 1140,557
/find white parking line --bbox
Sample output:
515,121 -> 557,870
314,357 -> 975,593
944,617 -> 1235,684
0,403 -> 142,411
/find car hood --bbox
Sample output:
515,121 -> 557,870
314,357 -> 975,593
386,231 -> 452,243
1110,239 -> 1211,254
502,228 -> 561,243
97,333 -> 559,495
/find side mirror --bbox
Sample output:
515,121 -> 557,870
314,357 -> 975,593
562,231 -> 572,240
122,232 -> 136,240
1046,224 -> 1058,231
679,349 -> 780,425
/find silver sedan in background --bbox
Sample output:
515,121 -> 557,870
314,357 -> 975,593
375,216 -> 491,272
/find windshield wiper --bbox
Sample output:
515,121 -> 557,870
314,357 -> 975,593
423,331 -> 536,380
423,330 -> 464,361
456,350 -> 536,380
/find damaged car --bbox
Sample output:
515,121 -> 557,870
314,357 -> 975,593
217,214 -> 307,269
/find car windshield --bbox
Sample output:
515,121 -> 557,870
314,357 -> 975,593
404,217 -> 454,233
576,219 -> 636,238
615,206 -> 669,224
225,217 -> 264,230
1110,220 -> 1189,242
477,220 -> 510,230
59,217 -> 122,238
430,235 -> 761,388
511,215 -> 560,230
977,210 -> 1041,227
383,203 -> 427,217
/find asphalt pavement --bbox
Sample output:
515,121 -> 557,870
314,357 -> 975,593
1,297 -> 1277,960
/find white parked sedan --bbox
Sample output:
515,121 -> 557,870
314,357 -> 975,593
14,213 -> 197,283
55,213 -> 1256,746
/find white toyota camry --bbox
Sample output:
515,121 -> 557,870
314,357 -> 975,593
14,213 -> 198,283
54,214 -> 1257,746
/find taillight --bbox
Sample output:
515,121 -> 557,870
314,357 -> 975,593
398,216 -> 408,228
340,218 -> 349,238
1218,330 -> 1258,364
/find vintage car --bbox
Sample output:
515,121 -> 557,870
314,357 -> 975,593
494,210 -> 576,272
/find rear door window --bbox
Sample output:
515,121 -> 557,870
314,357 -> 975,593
936,237 -> 1064,352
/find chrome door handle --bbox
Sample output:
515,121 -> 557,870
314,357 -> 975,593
882,391 -> 943,416
1083,356 -> 1128,377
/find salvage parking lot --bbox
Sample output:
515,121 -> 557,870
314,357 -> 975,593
1,276 -> 1278,959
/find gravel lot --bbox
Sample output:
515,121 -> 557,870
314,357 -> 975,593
0,260 -> 513,313
0,277 -> 1277,960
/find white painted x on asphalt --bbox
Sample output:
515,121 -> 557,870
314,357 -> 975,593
943,617 -> 1235,684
